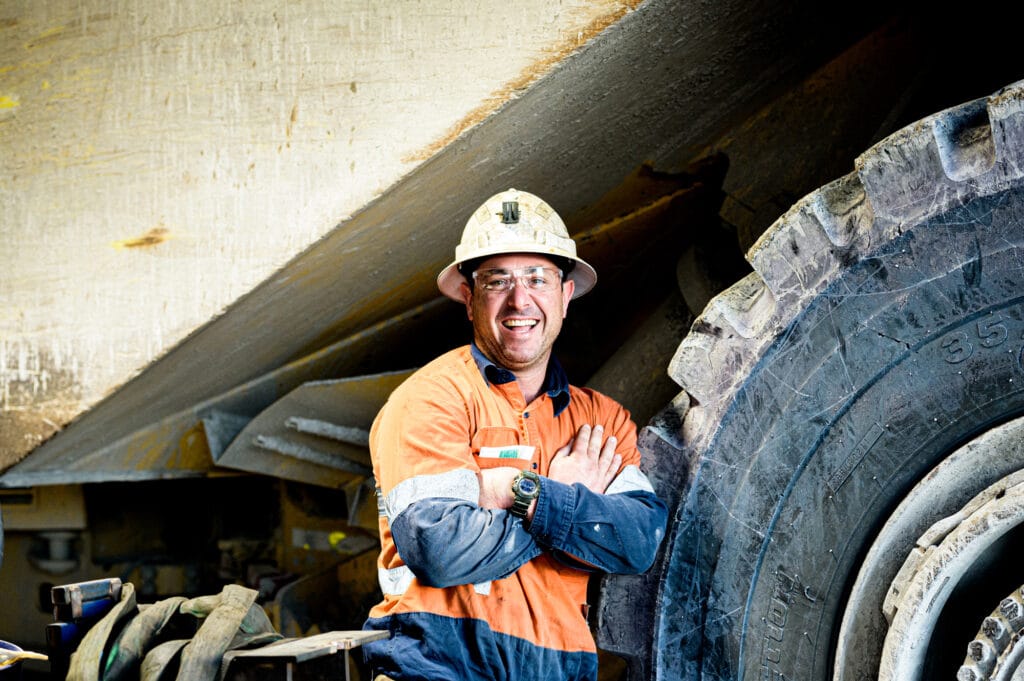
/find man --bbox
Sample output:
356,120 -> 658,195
362,188 -> 668,681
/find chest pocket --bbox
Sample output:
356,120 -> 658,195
472,426 -> 534,469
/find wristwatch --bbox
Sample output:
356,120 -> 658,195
510,470 -> 541,518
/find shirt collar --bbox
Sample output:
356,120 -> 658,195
470,343 -> 571,417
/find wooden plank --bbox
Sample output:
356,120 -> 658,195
228,631 -> 387,662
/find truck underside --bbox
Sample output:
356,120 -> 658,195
3,2 -> 1024,679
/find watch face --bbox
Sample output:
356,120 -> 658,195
517,477 -> 539,495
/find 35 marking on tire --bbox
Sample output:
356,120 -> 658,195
941,315 -> 1009,364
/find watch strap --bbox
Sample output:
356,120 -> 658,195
509,471 -> 540,518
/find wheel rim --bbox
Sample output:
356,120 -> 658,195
835,415 -> 1024,680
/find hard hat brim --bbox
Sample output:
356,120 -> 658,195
437,250 -> 597,302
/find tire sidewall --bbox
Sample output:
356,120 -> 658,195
659,190 -> 1024,680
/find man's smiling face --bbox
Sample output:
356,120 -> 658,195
461,253 -> 575,376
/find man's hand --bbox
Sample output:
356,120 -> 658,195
477,424 -> 621,511
478,467 -> 520,509
547,424 -> 621,494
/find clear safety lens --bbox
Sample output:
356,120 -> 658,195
473,266 -> 563,293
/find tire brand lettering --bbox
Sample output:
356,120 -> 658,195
826,422 -> 885,495
760,569 -> 815,680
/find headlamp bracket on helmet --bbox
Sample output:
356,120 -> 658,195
501,201 -> 520,223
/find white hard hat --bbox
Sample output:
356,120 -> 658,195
437,188 -> 597,301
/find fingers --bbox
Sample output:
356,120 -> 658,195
599,437 -> 619,470
568,424 -> 591,457
569,424 -> 602,458
572,424 -> 623,490
576,425 -> 615,459
548,424 -> 623,493
587,425 -> 605,459
597,435 -> 621,489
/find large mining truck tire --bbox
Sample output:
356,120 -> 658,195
598,79 -> 1024,680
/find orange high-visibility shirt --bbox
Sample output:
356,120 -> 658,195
363,345 -> 666,681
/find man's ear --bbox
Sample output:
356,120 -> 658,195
561,279 -> 575,318
460,282 -> 474,320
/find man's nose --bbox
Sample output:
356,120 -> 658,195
506,280 -> 533,307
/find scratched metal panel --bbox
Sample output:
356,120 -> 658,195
0,300 -> 445,487
0,0 -> 639,468
214,369 -> 414,488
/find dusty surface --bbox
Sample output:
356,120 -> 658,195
0,0 -> 635,466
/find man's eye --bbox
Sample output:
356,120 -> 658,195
527,277 -> 547,288
487,278 -> 511,289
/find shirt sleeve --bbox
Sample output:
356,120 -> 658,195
526,473 -> 667,574
371,363 -> 541,588
525,389 -> 668,574
390,498 -> 542,587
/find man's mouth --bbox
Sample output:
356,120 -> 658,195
502,319 -> 537,328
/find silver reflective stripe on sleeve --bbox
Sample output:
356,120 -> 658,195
377,566 -> 490,597
605,464 -> 655,495
378,565 -> 416,596
384,468 -> 479,519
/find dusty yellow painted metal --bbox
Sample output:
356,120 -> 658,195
0,485 -> 86,531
